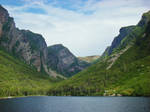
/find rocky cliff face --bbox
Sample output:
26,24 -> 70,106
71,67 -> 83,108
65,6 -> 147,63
138,11 -> 150,27
102,11 -> 150,58
0,5 -> 88,77
0,5 -> 48,72
47,44 -> 89,77
102,26 -> 135,57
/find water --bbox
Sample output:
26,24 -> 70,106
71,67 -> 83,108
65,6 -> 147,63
0,96 -> 150,112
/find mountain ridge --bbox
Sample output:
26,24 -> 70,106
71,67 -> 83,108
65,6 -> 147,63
47,44 -> 90,77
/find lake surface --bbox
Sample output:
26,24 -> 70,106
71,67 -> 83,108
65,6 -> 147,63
0,96 -> 150,112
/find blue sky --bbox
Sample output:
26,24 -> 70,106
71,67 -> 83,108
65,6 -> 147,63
0,0 -> 150,56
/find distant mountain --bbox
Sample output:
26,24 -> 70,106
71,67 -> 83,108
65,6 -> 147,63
0,5 -> 89,78
48,10 -> 150,96
78,55 -> 100,63
47,44 -> 89,77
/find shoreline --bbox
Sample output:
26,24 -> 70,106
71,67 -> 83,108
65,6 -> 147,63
0,95 -> 149,100
0,95 -> 46,100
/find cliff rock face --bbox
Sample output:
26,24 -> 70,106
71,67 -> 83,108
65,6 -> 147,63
0,5 -> 48,72
101,11 -> 150,62
47,44 -> 89,77
0,5 -> 88,77
102,11 -> 150,58
102,26 -> 135,57
138,11 -> 150,27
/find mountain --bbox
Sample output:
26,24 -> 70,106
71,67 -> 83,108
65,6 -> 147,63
102,11 -> 150,58
78,55 -> 100,63
0,5 -> 88,78
48,11 -> 150,96
47,44 -> 89,77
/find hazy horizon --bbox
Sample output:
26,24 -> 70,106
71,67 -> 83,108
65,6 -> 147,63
0,0 -> 150,56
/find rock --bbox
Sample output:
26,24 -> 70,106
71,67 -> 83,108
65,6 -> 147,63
117,94 -> 122,96
138,11 -> 150,27
110,94 -> 116,96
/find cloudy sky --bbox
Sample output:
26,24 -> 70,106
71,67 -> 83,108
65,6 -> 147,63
0,0 -> 150,56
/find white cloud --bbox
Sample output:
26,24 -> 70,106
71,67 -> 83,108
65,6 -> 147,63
3,0 -> 150,56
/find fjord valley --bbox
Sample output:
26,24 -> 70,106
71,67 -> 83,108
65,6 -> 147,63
48,10 -> 150,96
0,5 -> 150,97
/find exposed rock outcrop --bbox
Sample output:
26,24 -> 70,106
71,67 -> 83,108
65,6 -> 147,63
0,6 -> 48,72
138,11 -> 150,27
47,44 -> 89,77
102,26 -> 135,57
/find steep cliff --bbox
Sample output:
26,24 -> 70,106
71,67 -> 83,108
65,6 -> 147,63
47,44 -> 89,77
102,26 -> 135,57
102,11 -> 150,57
0,5 -> 48,72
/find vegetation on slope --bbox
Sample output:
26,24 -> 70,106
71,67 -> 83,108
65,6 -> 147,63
78,55 -> 100,63
0,49 -> 61,97
48,41 -> 150,96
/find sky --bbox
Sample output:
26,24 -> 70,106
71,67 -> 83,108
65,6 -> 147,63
0,0 -> 150,56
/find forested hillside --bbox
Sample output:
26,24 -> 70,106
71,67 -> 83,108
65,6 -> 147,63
0,48 -> 61,97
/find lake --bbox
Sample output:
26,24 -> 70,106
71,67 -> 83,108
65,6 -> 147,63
0,96 -> 150,112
